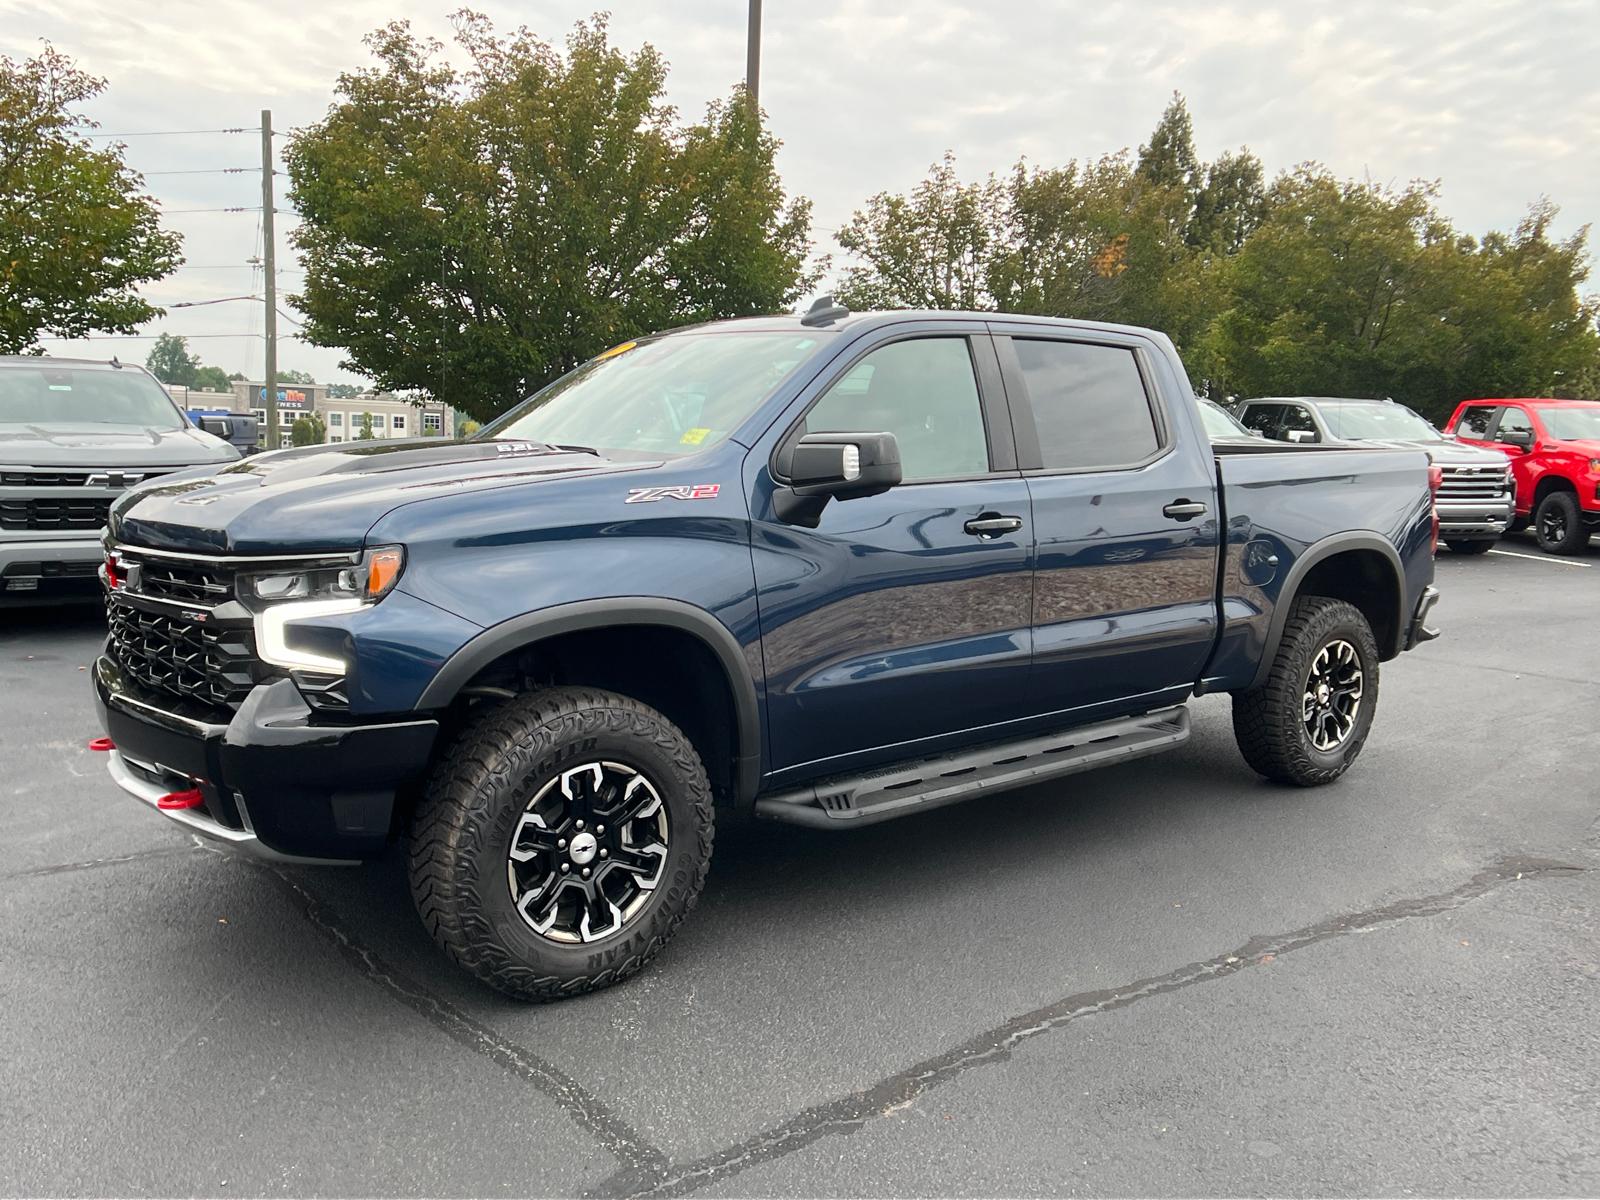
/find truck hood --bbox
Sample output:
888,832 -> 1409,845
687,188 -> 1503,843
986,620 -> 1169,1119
110,438 -> 653,554
0,422 -> 237,467
1364,437 -> 1509,467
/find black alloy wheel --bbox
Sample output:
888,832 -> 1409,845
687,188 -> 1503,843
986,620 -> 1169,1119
507,760 -> 670,944
1534,491 -> 1590,555
1301,639 -> 1364,752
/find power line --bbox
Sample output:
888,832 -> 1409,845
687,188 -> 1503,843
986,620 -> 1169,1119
88,127 -> 260,138
143,167 -> 260,175
35,332 -> 297,340
165,295 -> 259,308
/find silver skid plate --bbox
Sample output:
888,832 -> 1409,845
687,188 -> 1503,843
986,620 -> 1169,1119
754,706 -> 1190,829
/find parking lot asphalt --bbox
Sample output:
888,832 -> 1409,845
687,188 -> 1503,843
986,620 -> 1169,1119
3,530 -> 1597,1198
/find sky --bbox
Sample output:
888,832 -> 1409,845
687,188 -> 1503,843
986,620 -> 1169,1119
5,0 -> 1598,385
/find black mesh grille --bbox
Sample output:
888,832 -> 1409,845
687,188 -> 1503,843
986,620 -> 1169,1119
106,601 -> 263,709
0,497 -> 111,530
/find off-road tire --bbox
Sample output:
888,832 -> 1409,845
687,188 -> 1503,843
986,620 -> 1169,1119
1231,596 -> 1380,787
408,687 -> 713,1001
1444,538 -> 1494,555
1534,491 -> 1590,555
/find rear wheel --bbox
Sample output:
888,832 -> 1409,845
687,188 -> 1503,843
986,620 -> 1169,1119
1232,597 -> 1379,786
1444,539 -> 1494,555
1534,491 -> 1590,555
409,687 -> 713,1001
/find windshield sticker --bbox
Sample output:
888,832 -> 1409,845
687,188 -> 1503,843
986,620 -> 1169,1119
679,428 -> 711,445
625,484 -> 721,504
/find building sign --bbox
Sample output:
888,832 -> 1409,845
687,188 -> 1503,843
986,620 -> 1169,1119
256,387 -> 310,410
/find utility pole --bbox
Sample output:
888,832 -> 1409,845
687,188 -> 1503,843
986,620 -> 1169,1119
746,0 -> 761,110
261,109 -> 278,450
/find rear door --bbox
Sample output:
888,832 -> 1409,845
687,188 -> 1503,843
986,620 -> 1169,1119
750,329 -> 1035,777
993,329 -> 1219,719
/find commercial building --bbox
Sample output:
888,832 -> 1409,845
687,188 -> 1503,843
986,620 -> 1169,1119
165,381 -> 458,444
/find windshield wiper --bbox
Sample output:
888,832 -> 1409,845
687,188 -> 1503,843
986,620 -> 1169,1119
549,443 -> 602,457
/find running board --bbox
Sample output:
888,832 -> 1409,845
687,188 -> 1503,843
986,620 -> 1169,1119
754,705 -> 1190,829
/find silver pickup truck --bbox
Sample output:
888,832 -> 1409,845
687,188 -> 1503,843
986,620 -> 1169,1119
1,356 -> 238,605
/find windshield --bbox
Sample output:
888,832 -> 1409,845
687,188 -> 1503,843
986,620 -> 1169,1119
484,332 -> 832,457
0,365 -> 186,430
1534,405 -> 1600,441
1319,403 -> 1438,441
1199,399 -> 1253,440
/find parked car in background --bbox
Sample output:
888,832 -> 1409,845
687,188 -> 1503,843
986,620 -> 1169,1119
185,409 -> 261,457
1234,396 -> 1515,554
1197,398 -> 1265,445
0,357 -> 238,605
1445,398 -> 1600,554
93,305 -> 1439,1001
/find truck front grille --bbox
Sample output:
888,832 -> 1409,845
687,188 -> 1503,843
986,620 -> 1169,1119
0,497 -> 112,530
1437,466 -> 1511,501
106,600 -> 262,710
138,559 -> 235,604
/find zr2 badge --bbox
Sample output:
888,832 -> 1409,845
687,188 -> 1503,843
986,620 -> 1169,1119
625,484 -> 721,504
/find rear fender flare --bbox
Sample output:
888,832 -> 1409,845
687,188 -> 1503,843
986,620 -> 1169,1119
1246,532 -> 1406,692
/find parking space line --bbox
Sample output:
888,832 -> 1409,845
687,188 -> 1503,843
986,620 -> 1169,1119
1488,549 -> 1592,568
590,857 -> 1586,1200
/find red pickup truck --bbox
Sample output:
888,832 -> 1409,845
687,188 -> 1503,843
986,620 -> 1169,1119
1445,399 -> 1600,554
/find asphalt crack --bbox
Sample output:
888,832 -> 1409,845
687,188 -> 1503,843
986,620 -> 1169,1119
254,861 -> 673,1189
1,841 -> 194,881
585,855 -> 1585,1199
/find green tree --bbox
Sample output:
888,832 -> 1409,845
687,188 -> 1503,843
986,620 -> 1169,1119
286,13 -> 816,423
277,368 -> 315,384
290,411 -> 326,446
457,418 -> 480,438
326,382 -> 365,399
190,364 -> 232,392
834,152 -> 1006,310
357,411 -> 374,439
145,332 -> 199,385
0,45 -> 182,353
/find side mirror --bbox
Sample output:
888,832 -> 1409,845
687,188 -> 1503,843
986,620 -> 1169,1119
199,415 -> 233,439
773,431 -> 902,527
1285,428 -> 1319,444
1497,429 -> 1533,451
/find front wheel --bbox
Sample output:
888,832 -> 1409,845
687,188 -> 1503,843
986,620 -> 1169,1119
409,687 -> 714,1001
1535,491 -> 1590,555
1231,597 -> 1380,786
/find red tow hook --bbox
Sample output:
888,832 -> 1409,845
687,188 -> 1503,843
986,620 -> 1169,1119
89,738 -> 115,752
157,788 -> 207,811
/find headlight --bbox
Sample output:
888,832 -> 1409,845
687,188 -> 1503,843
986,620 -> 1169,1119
240,546 -> 405,674
1589,459 -> 1600,474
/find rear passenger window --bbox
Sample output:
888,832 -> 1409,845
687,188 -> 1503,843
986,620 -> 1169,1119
1456,406 -> 1497,438
1013,340 -> 1158,470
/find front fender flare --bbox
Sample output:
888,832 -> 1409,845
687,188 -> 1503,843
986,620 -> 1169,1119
414,597 -> 762,803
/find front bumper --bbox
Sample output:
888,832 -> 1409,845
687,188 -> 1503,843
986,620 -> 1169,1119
1435,501 -> 1513,538
1,536 -> 105,605
93,655 -> 438,863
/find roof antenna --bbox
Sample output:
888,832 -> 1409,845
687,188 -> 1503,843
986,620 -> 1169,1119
800,295 -> 849,327
109,356 -> 122,368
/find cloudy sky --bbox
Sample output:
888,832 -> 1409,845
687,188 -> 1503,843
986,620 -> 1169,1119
5,0 -> 1597,384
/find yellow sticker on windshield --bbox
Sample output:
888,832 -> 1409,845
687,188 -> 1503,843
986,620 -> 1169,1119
680,428 -> 711,445
596,341 -> 636,360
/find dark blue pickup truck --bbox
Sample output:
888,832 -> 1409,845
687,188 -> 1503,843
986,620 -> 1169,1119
93,304 -> 1439,999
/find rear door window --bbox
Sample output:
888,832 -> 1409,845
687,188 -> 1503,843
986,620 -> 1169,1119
1012,340 -> 1159,470
1455,405 -> 1498,439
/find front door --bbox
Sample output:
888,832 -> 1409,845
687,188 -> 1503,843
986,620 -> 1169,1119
751,332 -> 1034,777
994,331 -> 1220,719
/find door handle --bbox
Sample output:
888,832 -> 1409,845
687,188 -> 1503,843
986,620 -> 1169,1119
964,514 -> 1024,538
1162,499 -> 1208,520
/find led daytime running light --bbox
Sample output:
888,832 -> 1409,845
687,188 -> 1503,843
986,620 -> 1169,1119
257,599 -> 364,673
